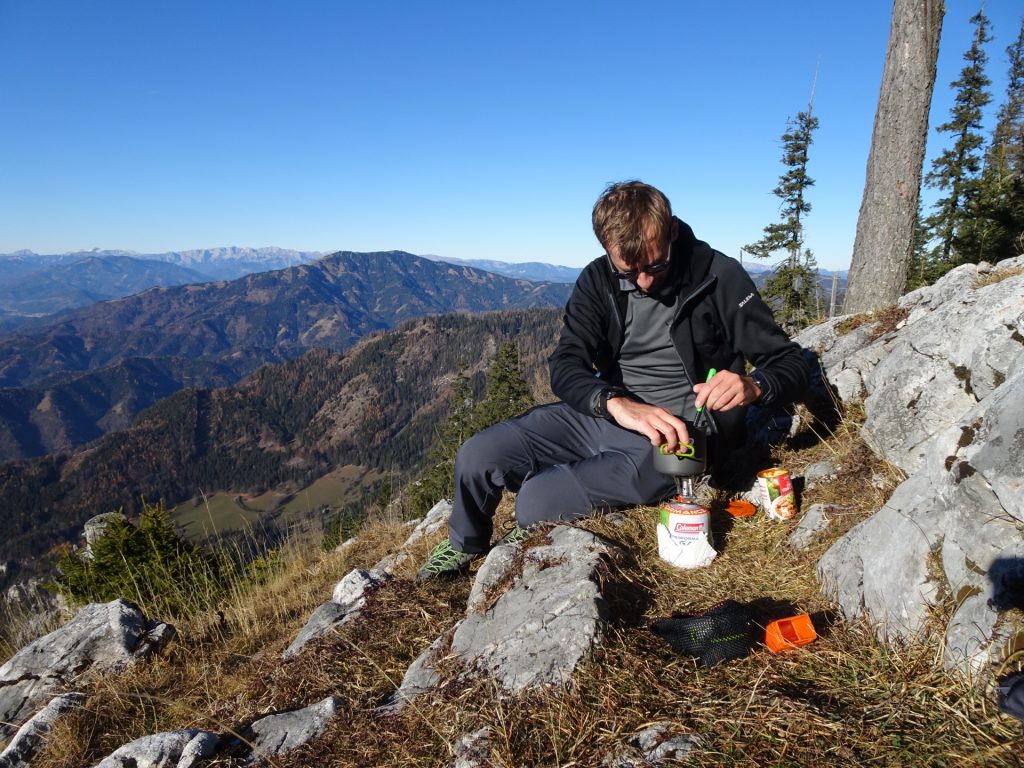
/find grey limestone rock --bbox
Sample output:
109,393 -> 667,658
818,375 -> 1024,666
603,723 -> 701,767
793,315 -> 882,404
962,362 -> 1024,524
2,578 -> 67,654
0,693 -> 84,768
465,542 -> 519,613
390,526 -> 618,705
801,460 -> 839,487
817,467 -> 939,641
449,526 -> 615,692
370,499 -> 453,575
284,501 -> 456,660
813,265 -> 1024,671
0,599 -> 174,739
83,513 -> 128,558
386,635 -> 445,710
245,696 -> 342,762
401,499 -> 453,549
91,730 -> 219,768
788,504 -> 836,551
860,334 -> 978,473
283,568 -> 386,658
860,261 -> 1024,474
452,726 -> 494,768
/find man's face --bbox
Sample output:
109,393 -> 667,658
606,220 -> 677,294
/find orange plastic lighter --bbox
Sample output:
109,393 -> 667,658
764,614 -> 817,653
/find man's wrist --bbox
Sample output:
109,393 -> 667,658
592,386 -> 628,418
749,370 -> 771,404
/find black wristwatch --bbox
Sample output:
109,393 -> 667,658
750,370 -> 771,405
592,387 -> 628,419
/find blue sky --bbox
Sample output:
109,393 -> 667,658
1,1 -> 1021,271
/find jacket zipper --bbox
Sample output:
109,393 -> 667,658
672,274 -> 719,431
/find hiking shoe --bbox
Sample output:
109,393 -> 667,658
416,539 -> 477,581
495,523 -> 532,547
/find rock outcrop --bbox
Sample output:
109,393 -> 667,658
603,723 -> 702,767
85,697 -> 345,766
92,730 -> 219,768
0,693 -> 84,768
0,599 -> 174,740
282,569 -> 385,659
244,696 -> 342,762
798,258 -> 1024,672
390,525 -> 618,705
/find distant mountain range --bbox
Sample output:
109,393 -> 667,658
421,255 -> 583,284
0,248 -> 848,332
0,248 -> 325,331
1,246 -> 324,280
0,256 -> 211,323
0,251 -> 571,461
428,254 -> 849,309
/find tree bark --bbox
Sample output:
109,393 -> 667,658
844,0 -> 944,313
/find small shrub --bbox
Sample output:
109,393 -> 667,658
53,500 -> 234,620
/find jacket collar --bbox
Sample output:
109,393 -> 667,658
625,217 -> 715,304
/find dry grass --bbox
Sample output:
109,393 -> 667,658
835,305 -> 910,343
22,410 -> 1024,767
0,596 -> 65,662
975,265 -> 1024,288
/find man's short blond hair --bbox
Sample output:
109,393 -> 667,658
592,181 -> 673,266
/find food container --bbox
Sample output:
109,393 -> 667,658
757,467 -> 797,521
764,614 -> 817,652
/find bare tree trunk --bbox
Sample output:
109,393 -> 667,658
844,0 -> 944,314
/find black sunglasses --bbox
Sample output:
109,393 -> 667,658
606,241 -> 673,282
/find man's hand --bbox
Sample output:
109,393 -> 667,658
693,370 -> 762,412
606,397 -> 690,450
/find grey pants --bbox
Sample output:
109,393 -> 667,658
448,402 -> 676,553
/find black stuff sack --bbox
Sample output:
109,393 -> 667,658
650,599 -> 756,667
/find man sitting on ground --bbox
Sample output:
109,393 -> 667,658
418,180 -> 809,579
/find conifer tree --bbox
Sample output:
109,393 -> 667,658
471,341 -> 534,433
408,371 -> 477,515
54,500 -> 230,618
905,200 -> 934,291
744,104 -> 820,331
922,9 -> 992,276
964,16 -> 1024,263
409,342 -> 534,515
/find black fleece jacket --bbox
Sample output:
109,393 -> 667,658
548,218 -> 809,454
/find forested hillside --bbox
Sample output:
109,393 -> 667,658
0,251 -> 571,461
0,309 -> 562,564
